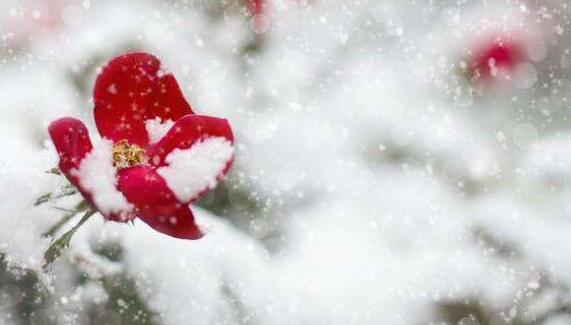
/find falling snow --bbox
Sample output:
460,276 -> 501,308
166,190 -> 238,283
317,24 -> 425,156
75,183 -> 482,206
2,0 -> 571,324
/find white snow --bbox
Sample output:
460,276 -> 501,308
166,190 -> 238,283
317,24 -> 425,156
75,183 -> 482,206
158,137 -> 234,202
75,207 -> 269,325
73,139 -> 133,217
145,117 -> 174,144
523,135 -> 571,181
1,0 -> 571,324
0,65 -> 78,271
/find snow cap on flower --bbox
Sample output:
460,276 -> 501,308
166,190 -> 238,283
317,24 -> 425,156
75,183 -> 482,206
49,52 -> 234,239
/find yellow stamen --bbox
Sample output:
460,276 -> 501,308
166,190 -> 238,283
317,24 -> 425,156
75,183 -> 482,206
112,139 -> 147,169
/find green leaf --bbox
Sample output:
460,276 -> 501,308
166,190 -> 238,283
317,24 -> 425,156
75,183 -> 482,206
43,200 -> 91,238
43,209 -> 96,269
54,188 -> 78,199
34,193 -> 52,206
45,167 -> 62,175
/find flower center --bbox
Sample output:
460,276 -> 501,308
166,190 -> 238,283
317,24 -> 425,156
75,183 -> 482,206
112,139 -> 147,169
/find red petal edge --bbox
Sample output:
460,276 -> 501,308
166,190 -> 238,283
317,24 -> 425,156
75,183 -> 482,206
118,166 -> 203,240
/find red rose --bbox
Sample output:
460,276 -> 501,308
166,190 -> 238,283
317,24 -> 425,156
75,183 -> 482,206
48,52 -> 234,240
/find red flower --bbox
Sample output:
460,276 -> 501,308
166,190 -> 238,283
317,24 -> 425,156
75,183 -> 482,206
248,0 -> 265,16
48,52 -> 234,240
247,0 -> 270,34
468,38 -> 525,81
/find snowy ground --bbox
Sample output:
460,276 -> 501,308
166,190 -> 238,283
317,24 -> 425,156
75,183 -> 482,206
2,0 -> 571,324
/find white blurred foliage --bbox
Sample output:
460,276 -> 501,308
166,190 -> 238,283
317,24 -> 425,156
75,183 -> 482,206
1,0 -> 571,324
69,208 -> 269,324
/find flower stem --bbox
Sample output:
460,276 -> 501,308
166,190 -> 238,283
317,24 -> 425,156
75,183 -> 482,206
42,201 -> 90,238
42,212 -> 75,238
43,209 -> 96,269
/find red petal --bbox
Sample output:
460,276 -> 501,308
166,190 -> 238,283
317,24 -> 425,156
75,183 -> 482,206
48,118 -> 93,198
94,53 -> 158,146
48,118 -> 93,173
93,52 -> 193,147
147,114 -> 234,167
49,118 -> 135,222
117,166 -> 203,239
146,73 -> 193,122
48,118 -> 99,214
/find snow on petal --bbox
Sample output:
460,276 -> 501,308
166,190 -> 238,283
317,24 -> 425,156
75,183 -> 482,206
157,137 -> 234,202
73,139 -> 134,217
145,118 -> 175,145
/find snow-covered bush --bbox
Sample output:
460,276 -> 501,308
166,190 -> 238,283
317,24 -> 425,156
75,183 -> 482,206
1,0 -> 571,324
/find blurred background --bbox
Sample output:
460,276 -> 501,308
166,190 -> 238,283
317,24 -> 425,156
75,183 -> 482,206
2,0 -> 571,324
